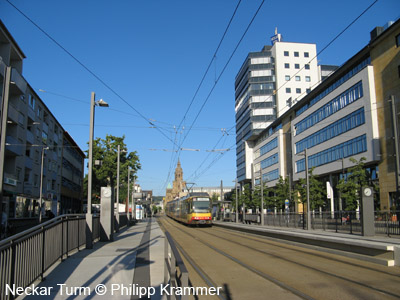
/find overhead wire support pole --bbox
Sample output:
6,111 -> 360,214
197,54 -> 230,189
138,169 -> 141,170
0,66 -> 11,229
389,96 -> 400,216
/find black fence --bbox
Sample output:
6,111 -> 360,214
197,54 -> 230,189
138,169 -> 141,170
223,210 -> 400,236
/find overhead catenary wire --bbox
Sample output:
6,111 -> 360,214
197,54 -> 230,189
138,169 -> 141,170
162,0 -> 244,189
6,0 -> 178,148
163,0 -> 266,190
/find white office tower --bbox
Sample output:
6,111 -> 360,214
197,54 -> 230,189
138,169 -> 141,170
235,29 -> 320,183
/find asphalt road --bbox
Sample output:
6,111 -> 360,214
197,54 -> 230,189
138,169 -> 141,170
159,216 -> 400,300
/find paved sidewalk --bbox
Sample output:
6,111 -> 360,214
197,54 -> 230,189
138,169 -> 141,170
19,218 -> 166,300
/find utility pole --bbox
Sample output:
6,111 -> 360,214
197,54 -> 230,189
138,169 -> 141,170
235,179 -> 238,223
305,148 -> 311,230
0,66 -> 11,228
389,95 -> 400,218
260,169 -> 264,226
220,180 -> 224,220
39,146 -> 49,223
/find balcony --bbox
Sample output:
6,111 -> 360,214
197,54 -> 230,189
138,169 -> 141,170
10,68 -> 27,95
26,130 -> 35,144
3,173 -> 17,187
23,182 -> 33,195
7,104 -> 19,124
25,156 -> 33,170
5,135 -> 23,156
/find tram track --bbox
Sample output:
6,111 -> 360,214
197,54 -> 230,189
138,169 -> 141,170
197,226 -> 400,299
160,216 -> 400,300
160,217 -> 312,300
208,226 -> 400,278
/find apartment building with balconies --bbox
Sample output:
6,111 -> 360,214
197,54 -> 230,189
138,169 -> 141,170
0,20 -> 84,222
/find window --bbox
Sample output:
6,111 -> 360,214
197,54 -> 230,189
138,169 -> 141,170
284,51 -> 289,56
18,112 -> 25,126
285,75 -> 290,81
37,106 -> 42,118
28,95 -> 35,109
305,76 -> 311,82
296,135 -> 367,172
295,108 -> 365,153
260,138 -> 278,156
34,175 -> 39,187
261,153 -> 279,169
304,52 -> 309,57
294,81 -> 363,134
306,88 -> 311,94
42,131 -> 48,145
284,63 -> 290,69
396,34 -> 400,47
286,88 -> 291,93
295,64 -> 300,69
295,76 -> 300,81
305,64 -> 310,70
296,88 -> 301,94
294,51 -> 299,57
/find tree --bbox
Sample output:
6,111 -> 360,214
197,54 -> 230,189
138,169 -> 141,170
274,176 -> 290,211
337,157 -> 367,211
294,167 -> 325,212
84,134 -> 141,203
239,184 -> 252,211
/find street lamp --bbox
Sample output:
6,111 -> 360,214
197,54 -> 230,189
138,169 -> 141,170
115,145 -> 127,232
233,179 -> 238,223
260,169 -> 264,226
86,92 -> 109,249
297,148 -> 311,230
39,146 -> 49,223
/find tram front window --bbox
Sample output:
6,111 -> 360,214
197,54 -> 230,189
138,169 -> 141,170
192,198 -> 210,212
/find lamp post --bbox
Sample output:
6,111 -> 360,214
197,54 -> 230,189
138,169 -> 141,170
39,146 -> 49,223
235,179 -> 238,223
115,144 -> 127,232
297,148 -> 311,230
260,169 -> 264,226
86,92 -> 109,249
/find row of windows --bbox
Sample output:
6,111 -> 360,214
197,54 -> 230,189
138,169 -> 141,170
262,169 -> 279,182
284,51 -> 309,58
285,75 -> 311,82
296,134 -> 367,173
295,81 -> 363,135
261,153 -> 279,170
286,87 -> 310,94
284,63 -> 310,70
295,57 -> 370,117
295,108 -> 366,154
260,137 -> 278,156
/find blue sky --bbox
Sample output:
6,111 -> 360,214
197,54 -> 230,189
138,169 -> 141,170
1,0 -> 399,195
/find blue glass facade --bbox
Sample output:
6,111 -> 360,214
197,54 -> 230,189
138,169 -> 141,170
295,81 -> 363,135
296,134 -> 367,172
295,57 -> 370,117
261,153 -> 278,169
260,137 -> 278,156
295,108 -> 365,154
262,169 -> 279,182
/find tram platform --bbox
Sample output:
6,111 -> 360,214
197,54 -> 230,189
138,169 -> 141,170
19,218 -> 166,300
213,220 -> 400,267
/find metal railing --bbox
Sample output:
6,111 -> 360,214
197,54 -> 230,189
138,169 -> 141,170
0,214 -> 100,300
164,231 -> 189,300
227,211 -> 400,236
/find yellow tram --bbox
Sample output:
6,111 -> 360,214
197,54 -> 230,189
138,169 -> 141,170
166,192 -> 212,226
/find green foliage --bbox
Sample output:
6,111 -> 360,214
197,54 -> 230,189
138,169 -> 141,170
337,157 -> 367,211
84,134 -> 141,203
294,167 -> 326,211
211,193 -> 219,202
239,184 -> 252,209
273,176 -> 290,210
